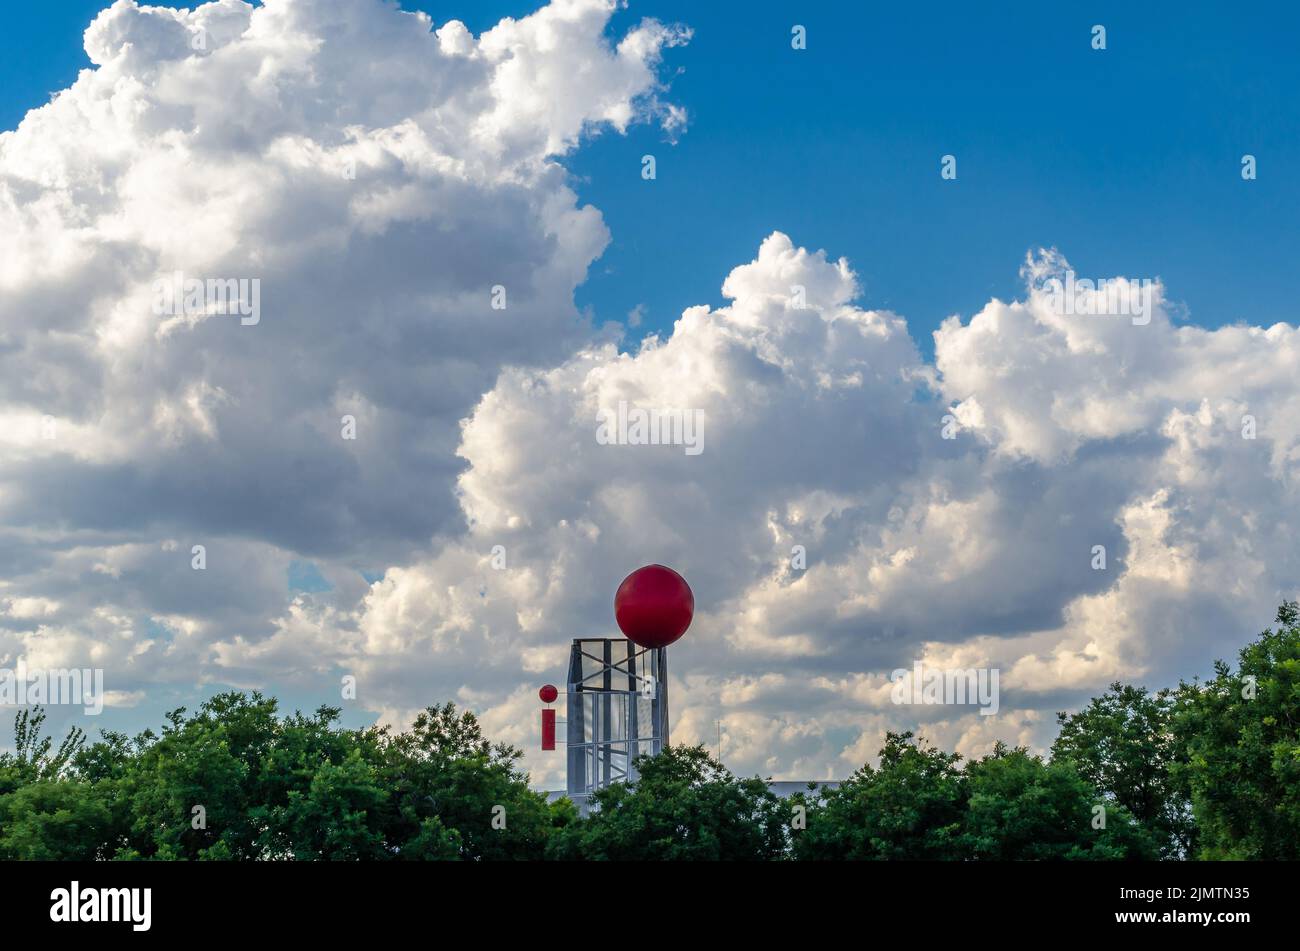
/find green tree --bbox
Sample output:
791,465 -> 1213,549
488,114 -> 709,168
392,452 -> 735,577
260,749 -> 387,859
60,694 -> 558,860
250,705 -> 384,860
962,743 -> 1156,860
1052,683 -> 1193,858
793,732 -> 966,860
111,693 -> 282,859
1173,600 -> 1300,859
0,708 -> 104,860
1,708 -> 85,782
372,702 -> 562,860
546,745 -> 791,860
397,815 -> 463,861
0,779 -> 113,860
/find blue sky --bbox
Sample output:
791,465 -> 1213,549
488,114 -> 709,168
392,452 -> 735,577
5,1 -> 1298,361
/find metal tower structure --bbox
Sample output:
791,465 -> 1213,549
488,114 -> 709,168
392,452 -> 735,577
564,638 -> 669,803
539,565 -> 692,808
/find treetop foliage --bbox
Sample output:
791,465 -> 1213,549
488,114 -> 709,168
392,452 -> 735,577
2,602 -> 1298,860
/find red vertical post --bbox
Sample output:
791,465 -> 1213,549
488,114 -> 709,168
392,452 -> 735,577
541,708 -> 556,750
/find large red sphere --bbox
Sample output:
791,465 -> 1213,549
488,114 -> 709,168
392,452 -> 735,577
538,684 -> 558,704
614,565 -> 694,649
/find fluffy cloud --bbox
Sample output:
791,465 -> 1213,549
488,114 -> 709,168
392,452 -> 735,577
3,0 -> 1296,785
323,231 -> 1300,786
0,0 -> 690,731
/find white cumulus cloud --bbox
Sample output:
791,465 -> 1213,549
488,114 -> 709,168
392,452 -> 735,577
2,0 -> 1296,788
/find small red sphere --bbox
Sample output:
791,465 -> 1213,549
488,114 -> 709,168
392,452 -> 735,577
539,684 -> 558,704
614,565 -> 694,649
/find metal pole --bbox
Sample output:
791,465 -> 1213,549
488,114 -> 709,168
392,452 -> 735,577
566,640 -> 584,798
